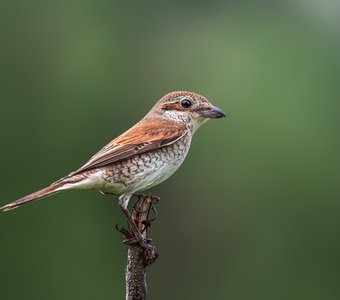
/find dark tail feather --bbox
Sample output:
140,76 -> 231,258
0,182 -> 64,212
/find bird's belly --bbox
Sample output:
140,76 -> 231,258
99,135 -> 191,194
133,157 -> 183,192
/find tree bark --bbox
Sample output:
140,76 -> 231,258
119,195 -> 159,300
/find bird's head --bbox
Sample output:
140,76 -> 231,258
149,91 -> 226,132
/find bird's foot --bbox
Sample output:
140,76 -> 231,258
139,196 -> 160,233
148,195 -> 160,223
123,232 -> 152,247
126,231 -> 158,266
115,224 -> 132,239
118,193 -> 159,258
131,195 -> 160,231
115,223 -> 158,265
115,224 -> 152,249
133,194 -> 159,213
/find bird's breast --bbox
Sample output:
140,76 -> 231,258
99,133 -> 192,194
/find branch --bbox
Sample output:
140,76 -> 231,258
117,195 -> 159,300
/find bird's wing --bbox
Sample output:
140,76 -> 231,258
70,118 -> 188,176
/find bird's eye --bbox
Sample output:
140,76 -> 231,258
180,98 -> 192,108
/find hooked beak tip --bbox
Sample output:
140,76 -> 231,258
200,105 -> 226,119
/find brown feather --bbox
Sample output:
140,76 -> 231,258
0,182 -> 64,211
69,118 -> 188,176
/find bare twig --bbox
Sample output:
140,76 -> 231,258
117,195 -> 159,300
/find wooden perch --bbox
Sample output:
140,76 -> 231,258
117,195 -> 159,300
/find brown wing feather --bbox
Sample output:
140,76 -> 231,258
70,118 -> 188,176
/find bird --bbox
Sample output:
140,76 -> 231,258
1,91 -> 226,247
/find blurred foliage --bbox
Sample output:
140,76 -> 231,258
0,0 -> 339,299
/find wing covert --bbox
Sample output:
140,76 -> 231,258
70,118 -> 188,176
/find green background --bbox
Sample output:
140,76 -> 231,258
1,1 -> 339,299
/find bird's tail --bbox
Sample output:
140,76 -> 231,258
0,182 -> 65,212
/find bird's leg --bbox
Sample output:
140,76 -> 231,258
115,224 -> 132,239
118,193 -> 151,249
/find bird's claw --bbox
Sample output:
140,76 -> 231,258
123,234 -> 158,266
132,195 -> 148,214
146,195 -> 159,224
133,231 -> 152,249
151,195 -> 160,204
142,244 -> 159,266
123,235 -> 152,246
115,224 -> 132,239
132,194 -> 159,214
116,224 -> 153,249
132,195 -> 159,229
119,194 -> 160,253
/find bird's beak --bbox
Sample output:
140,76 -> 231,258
199,105 -> 226,119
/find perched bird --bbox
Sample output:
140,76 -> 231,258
1,91 -> 225,246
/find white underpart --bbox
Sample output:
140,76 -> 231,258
130,153 -> 187,193
56,155 -> 189,196
56,172 -> 109,191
